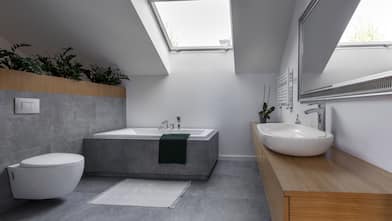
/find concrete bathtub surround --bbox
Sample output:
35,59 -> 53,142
83,128 -> 219,180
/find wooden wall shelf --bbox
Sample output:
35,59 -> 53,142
252,123 -> 392,221
0,69 -> 126,98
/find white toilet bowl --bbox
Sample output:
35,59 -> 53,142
7,153 -> 84,199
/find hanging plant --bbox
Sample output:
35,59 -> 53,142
85,65 -> 129,85
0,43 -> 42,73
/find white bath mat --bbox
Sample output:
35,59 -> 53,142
89,179 -> 191,208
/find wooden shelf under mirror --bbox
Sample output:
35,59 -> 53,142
252,123 -> 392,221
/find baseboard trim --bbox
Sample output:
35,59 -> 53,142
218,154 -> 256,161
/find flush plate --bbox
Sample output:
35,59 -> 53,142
14,98 -> 40,114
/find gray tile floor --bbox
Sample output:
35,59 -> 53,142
0,160 -> 270,221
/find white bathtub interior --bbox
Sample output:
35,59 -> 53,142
93,128 -> 217,141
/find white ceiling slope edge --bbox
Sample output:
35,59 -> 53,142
231,0 -> 295,74
130,0 -> 171,74
0,0 -> 169,76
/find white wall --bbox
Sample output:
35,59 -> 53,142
279,0 -> 392,172
0,36 -> 10,48
126,51 -> 277,157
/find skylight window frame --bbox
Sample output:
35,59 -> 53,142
149,0 -> 233,52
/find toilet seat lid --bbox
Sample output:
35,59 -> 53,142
21,153 -> 84,168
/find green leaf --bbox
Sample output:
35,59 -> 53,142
10,43 -> 31,52
259,103 -> 275,120
262,102 -> 267,111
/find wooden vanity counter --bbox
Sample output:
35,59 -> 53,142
252,123 -> 392,221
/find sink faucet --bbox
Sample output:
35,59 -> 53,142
304,103 -> 326,131
160,120 -> 169,130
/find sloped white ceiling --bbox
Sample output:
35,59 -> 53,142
302,0 -> 359,75
0,0 -> 296,76
0,0 -> 169,76
231,0 -> 295,74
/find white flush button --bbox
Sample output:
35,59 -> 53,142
14,98 -> 40,114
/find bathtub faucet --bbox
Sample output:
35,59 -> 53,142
160,120 -> 169,130
176,116 -> 181,129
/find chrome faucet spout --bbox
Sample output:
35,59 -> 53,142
304,108 -> 321,114
304,104 -> 326,131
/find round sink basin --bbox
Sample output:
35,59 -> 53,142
257,123 -> 334,157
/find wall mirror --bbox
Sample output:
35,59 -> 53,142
299,0 -> 392,102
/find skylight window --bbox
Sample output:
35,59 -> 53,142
150,0 -> 233,51
339,0 -> 392,46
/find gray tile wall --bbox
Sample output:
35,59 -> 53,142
0,90 -> 126,213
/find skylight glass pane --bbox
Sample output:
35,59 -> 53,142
152,0 -> 232,49
340,0 -> 392,44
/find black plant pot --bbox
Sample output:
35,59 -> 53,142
259,115 -> 267,124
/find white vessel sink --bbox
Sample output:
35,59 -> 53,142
257,123 -> 333,157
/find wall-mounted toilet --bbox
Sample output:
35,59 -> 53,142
7,153 -> 84,200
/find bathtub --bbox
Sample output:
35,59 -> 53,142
92,128 -> 217,141
83,128 -> 219,180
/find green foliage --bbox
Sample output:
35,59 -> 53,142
259,102 -> 275,121
85,65 -> 129,85
349,23 -> 382,42
0,43 -> 129,85
0,43 -> 42,73
37,47 -> 85,80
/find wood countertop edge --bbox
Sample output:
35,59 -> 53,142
284,191 -> 392,200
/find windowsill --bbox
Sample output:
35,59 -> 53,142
168,48 -> 233,53
337,42 -> 392,49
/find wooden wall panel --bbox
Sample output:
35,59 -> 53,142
0,69 -> 126,98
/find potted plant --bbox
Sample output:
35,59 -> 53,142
37,47 -> 86,80
0,43 -> 43,73
258,85 -> 275,123
0,43 -> 130,86
259,102 -> 275,123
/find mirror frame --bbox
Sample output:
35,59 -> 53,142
298,0 -> 392,103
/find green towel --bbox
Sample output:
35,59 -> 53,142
159,134 -> 190,164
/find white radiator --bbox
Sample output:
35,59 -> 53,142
277,69 -> 293,111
